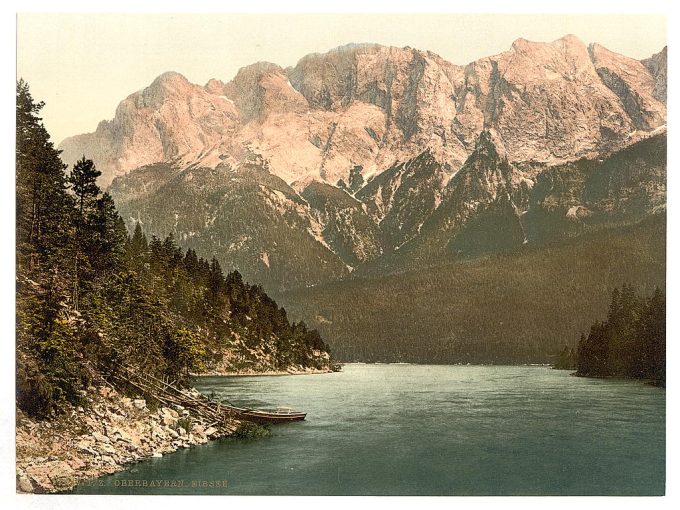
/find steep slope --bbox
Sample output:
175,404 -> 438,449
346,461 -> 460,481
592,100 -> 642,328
588,43 -> 666,131
398,130 -> 530,263
278,215 -> 666,363
397,132 -> 663,271
301,181 -> 384,266
641,47 -> 667,104
60,36 -> 666,189
110,131 -> 665,290
68,36 -> 665,292
287,43 -> 469,182
524,132 -> 667,242
355,150 -> 452,250
60,72 -> 240,188
110,160 -> 349,291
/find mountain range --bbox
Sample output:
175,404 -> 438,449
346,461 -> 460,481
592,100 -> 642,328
58,35 -> 667,361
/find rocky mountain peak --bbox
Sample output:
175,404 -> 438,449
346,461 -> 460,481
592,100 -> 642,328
500,34 -> 591,84
588,42 -> 665,130
224,61 -> 307,122
59,37 -> 666,192
204,78 -> 227,95
642,46 -> 667,103
511,33 -> 584,53
150,70 -> 190,88
230,61 -> 283,81
135,71 -> 197,109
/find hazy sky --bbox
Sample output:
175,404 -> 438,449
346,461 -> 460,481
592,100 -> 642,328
17,13 -> 666,145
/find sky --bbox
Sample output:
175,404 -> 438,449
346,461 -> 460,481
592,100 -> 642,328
17,13 -> 666,145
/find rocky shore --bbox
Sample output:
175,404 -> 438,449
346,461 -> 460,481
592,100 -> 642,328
15,385 -> 238,493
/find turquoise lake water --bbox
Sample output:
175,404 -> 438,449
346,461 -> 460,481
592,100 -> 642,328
71,364 -> 665,495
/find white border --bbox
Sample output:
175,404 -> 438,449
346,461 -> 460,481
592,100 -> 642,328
1,2 -> 676,510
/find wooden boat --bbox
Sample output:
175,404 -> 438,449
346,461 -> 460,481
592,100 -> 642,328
237,406 -> 306,424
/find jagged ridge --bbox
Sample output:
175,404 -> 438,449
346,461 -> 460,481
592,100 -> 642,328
61,35 -> 666,292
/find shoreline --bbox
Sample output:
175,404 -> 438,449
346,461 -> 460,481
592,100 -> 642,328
571,371 -> 665,388
16,366 -> 333,493
16,385 -> 238,494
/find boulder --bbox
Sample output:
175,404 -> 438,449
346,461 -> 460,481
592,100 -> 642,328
118,430 -> 136,444
92,431 -> 110,444
106,425 -> 135,443
162,414 -> 177,427
95,442 -> 117,455
75,439 -> 97,455
26,461 -> 75,493
100,455 -> 116,465
161,407 -> 179,418
67,456 -> 87,470
17,473 -> 34,493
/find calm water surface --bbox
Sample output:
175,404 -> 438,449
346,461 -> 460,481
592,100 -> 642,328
71,364 -> 665,495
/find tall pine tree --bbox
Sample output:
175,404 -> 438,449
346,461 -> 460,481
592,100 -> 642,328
16,80 -> 72,269
67,157 -> 102,309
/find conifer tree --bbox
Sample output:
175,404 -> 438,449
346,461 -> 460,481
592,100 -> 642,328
16,80 -> 71,268
129,223 -> 149,259
16,82 -> 334,418
577,285 -> 665,385
67,157 -> 102,308
91,193 -> 127,275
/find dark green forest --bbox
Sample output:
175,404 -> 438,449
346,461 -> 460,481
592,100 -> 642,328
16,81 -> 330,419
280,214 -> 665,364
575,285 -> 665,386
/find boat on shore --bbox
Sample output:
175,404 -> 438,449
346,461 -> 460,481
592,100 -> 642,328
234,406 -> 307,424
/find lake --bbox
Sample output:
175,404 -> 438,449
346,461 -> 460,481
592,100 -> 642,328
71,364 -> 665,495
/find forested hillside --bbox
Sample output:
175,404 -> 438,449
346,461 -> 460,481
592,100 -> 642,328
16,81 -> 330,419
279,215 -> 665,363
576,285 -> 665,386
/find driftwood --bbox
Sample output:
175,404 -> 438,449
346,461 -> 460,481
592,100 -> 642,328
109,364 -> 241,434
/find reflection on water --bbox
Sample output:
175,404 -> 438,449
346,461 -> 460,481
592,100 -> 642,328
72,364 -> 665,495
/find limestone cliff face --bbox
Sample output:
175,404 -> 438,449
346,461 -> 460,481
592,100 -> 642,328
60,36 -> 666,190
642,46 -> 667,104
60,72 -> 240,188
60,36 -> 666,290
287,44 -> 468,182
458,36 -> 664,164
588,43 -> 666,131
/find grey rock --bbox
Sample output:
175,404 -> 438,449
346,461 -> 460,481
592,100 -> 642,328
92,431 -> 110,444
17,474 -> 33,493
